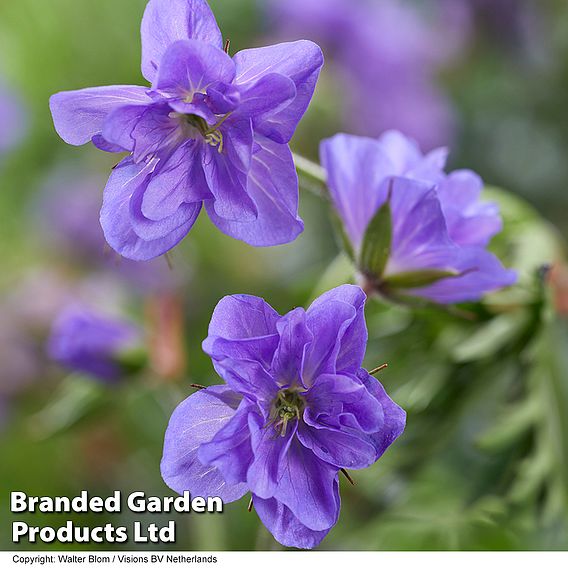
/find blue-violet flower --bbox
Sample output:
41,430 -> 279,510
50,0 -> 323,260
161,284 -> 406,549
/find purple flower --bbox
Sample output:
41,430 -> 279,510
320,131 -> 517,304
47,306 -> 142,382
161,285 -> 405,549
50,0 -> 323,261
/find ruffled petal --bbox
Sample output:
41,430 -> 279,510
50,86 -> 151,146
272,308 -> 313,388
160,385 -> 248,503
246,413 -> 297,499
100,157 -> 200,260
141,141 -> 211,221
253,492 -> 336,549
197,400 -> 255,486
153,40 -> 235,97
306,285 -> 367,376
233,41 -> 324,144
269,439 -> 339,532
320,134 -> 396,249
141,0 -> 223,82
409,247 -> 517,304
206,136 -> 303,246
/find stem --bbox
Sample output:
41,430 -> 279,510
293,153 -> 328,199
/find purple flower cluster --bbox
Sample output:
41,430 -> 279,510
268,0 -> 471,149
321,131 -> 517,304
50,0 -> 323,261
48,306 -> 142,382
161,285 -> 405,548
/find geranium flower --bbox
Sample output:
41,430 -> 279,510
50,0 -> 323,260
320,131 -> 517,304
161,285 -> 405,548
48,306 -> 143,382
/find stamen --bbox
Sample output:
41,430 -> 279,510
369,363 -> 388,375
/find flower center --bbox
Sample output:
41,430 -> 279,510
268,389 -> 306,438
177,113 -> 231,154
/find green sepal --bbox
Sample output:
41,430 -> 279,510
329,208 -> 356,262
359,200 -> 392,278
382,269 -> 461,289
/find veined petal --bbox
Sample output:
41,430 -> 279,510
205,294 -> 280,340
197,400 -> 255,486
141,141 -> 211,221
356,369 -> 406,458
202,118 -> 257,221
235,73 -> 297,140
203,294 -> 280,369
233,40 -> 324,144
141,0 -> 223,82
213,359 -> 279,406
207,136 -> 303,246
253,496 -> 333,549
304,373 -> 384,434
437,170 -> 502,247
153,40 -> 235,97
270,439 -> 339,532
320,134 -> 396,249
160,385 -> 248,503
50,86 -> 151,146
307,285 -> 367,376
272,308 -> 312,388
246,412 -> 297,499
409,247 -> 517,304
297,421 -> 377,470
100,157 -> 200,260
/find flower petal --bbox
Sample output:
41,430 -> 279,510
50,86 -> 151,146
100,157 -> 200,260
246,412 -> 297,499
141,0 -> 223,82
160,385 -> 248,502
253,494 -> 335,550
272,308 -> 313,388
437,170 -> 502,247
410,247 -> 518,304
235,73 -> 297,140
233,40 -> 324,144
270,439 -> 339,531
320,134 -> 396,248
202,118 -> 257,221
141,141 -> 211,221
206,136 -> 303,246
356,369 -> 406,458
153,40 -> 235,97
306,285 -> 367,376
197,400 -> 255,486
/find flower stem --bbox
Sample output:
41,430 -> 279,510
293,152 -> 328,199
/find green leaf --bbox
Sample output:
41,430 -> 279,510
27,375 -> 107,439
359,200 -> 392,278
329,209 -> 356,262
383,269 -> 460,289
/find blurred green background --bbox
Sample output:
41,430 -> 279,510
0,0 -> 567,551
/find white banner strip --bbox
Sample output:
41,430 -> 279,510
2,551 -> 568,568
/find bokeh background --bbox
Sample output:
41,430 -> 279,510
1,0 -> 567,551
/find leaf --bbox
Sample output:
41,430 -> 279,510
329,208 -> 356,262
383,269 -> 460,289
27,375 -> 107,439
359,200 -> 392,278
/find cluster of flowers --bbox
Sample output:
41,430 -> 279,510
48,0 -> 517,549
